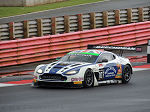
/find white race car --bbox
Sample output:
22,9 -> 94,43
32,45 -> 134,88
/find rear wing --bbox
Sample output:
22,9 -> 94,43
87,45 -> 142,56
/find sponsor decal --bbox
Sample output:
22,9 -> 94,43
117,64 -> 122,73
73,81 -> 82,84
33,79 -> 37,83
98,70 -> 104,80
98,64 -> 103,67
105,66 -> 116,77
104,63 -> 118,79
115,64 -> 122,78
115,75 -> 122,78
105,73 -> 115,77
82,50 -> 90,52
69,52 -> 99,56
95,50 -> 100,54
33,75 -> 37,79
68,50 -> 100,56
71,77 -> 84,82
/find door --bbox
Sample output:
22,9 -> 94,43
97,52 -> 118,80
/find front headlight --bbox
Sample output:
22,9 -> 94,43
65,70 -> 79,75
37,69 -> 43,74
36,65 -> 46,74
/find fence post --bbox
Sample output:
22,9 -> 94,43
77,14 -> 83,31
23,20 -> 29,38
115,10 -> 120,25
9,22 -> 15,40
103,11 -> 108,27
37,19 -> 43,37
90,12 -> 96,29
127,9 -> 132,23
138,8 -> 144,22
64,15 -> 70,33
51,17 -> 56,35
0,28 -> 1,40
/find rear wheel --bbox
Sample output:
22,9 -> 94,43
83,69 -> 94,88
122,65 -> 132,84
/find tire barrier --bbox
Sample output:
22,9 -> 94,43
0,21 -> 150,67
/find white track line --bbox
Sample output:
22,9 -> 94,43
133,68 -> 150,71
0,83 -> 31,88
0,83 -> 17,87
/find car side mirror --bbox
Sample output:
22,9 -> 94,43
56,57 -> 61,61
102,59 -> 108,63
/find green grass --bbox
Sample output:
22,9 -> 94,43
0,0 -> 103,18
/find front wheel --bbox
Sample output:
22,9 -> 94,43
122,65 -> 132,84
83,69 -> 94,88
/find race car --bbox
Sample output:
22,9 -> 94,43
32,46 -> 134,88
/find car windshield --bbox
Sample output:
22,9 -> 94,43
59,53 -> 99,63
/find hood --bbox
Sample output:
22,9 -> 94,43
44,61 -> 91,75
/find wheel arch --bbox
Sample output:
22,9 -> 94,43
83,68 -> 95,87
81,66 -> 99,87
88,68 -> 99,86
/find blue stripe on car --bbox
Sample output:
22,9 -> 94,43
63,63 -> 94,75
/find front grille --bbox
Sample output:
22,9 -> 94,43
38,82 -> 83,88
40,74 -> 67,81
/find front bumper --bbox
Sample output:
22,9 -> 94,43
33,80 -> 83,88
33,71 -> 84,88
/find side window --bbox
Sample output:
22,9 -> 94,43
97,53 -> 106,63
112,54 -> 116,60
97,53 -> 116,63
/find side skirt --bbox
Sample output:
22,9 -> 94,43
98,80 -> 122,86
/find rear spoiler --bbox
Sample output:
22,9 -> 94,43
87,45 -> 142,56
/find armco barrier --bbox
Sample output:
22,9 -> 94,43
127,56 -> 147,62
0,70 -> 34,78
0,21 -> 150,67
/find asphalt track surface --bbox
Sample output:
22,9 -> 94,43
0,70 -> 150,112
0,0 -> 150,24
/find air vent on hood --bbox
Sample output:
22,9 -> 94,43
53,67 -> 63,69
61,67 -> 68,72
70,64 -> 81,67
57,63 -> 70,66
51,63 -> 56,66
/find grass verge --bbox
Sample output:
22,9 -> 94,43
0,0 -> 103,18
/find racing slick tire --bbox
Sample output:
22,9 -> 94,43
122,65 -> 132,84
83,69 -> 94,88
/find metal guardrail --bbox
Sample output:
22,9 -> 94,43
0,6 -> 150,41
